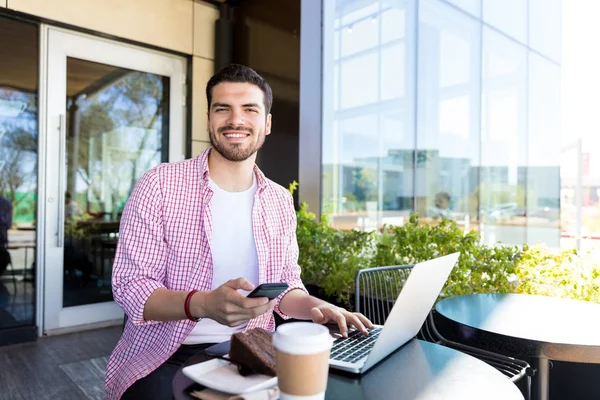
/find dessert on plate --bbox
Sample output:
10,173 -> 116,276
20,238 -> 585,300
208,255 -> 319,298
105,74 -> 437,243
228,328 -> 276,377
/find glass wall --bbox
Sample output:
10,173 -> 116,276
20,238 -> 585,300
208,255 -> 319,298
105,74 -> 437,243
322,0 -> 415,231
321,0 -> 562,247
0,16 -> 38,334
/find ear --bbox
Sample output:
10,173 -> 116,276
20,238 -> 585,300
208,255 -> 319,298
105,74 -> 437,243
265,113 -> 272,136
206,110 -> 210,132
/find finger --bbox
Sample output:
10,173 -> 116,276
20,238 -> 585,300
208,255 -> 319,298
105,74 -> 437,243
310,307 -> 326,324
225,277 -> 255,291
248,300 -> 276,318
330,311 -> 348,337
353,312 -> 375,330
345,313 -> 368,335
224,303 -> 271,325
240,295 -> 270,308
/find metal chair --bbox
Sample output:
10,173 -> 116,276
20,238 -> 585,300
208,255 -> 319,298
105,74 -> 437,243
354,264 -> 413,325
419,310 -> 533,400
354,265 -> 531,400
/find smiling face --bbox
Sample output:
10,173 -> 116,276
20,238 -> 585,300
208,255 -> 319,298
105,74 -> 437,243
207,82 -> 272,162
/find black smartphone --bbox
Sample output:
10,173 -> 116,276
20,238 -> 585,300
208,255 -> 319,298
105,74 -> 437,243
246,282 -> 289,299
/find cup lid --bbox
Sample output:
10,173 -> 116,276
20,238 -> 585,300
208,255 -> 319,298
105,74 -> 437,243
273,322 -> 333,355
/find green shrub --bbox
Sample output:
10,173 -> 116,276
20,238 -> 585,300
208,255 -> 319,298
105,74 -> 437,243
296,201 -> 375,307
374,214 -> 522,299
516,246 -> 600,303
290,182 -> 600,308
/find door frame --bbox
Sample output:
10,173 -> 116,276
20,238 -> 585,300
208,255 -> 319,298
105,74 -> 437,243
38,24 -> 186,334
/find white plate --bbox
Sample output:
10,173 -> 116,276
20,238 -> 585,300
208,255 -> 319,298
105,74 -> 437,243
182,358 -> 278,394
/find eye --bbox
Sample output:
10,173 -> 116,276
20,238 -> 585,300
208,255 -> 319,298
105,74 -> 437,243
215,108 -> 227,112
247,109 -> 259,113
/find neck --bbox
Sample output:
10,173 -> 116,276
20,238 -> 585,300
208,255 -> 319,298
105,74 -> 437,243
207,149 -> 256,192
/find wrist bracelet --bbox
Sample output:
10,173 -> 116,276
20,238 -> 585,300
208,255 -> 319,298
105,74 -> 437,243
184,290 -> 201,322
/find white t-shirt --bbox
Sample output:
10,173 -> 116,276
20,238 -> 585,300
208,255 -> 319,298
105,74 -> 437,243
183,174 -> 259,344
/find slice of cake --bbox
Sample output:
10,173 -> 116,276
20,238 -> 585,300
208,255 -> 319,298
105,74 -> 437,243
229,328 -> 276,377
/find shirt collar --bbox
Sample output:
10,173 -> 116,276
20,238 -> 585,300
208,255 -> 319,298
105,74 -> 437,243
197,146 -> 268,191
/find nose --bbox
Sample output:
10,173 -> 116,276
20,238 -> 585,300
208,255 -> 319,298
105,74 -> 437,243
227,108 -> 245,126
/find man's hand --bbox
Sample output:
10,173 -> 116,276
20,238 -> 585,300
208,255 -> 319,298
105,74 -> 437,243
192,278 -> 275,326
310,303 -> 374,338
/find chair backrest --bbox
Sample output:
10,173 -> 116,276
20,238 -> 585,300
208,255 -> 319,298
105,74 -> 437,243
354,264 -> 414,325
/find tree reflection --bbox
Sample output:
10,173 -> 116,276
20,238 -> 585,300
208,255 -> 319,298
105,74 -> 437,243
0,88 -> 38,224
65,67 -> 167,219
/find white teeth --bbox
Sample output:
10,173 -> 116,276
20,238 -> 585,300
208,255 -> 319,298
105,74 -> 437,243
225,133 -> 247,138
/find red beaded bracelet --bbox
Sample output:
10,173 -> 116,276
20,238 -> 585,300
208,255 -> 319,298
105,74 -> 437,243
184,290 -> 200,322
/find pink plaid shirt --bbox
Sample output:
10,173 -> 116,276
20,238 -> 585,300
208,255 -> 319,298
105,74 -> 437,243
105,148 -> 306,399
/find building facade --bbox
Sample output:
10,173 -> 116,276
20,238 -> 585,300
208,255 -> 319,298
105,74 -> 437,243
0,0 -> 565,345
0,0 -> 219,344
299,0 -> 562,248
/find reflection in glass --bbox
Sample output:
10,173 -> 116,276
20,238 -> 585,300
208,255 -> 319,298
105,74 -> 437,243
322,0 -> 562,248
528,53 -> 561,246
482,0 -> 527,44
416,0 -> 480,230
446,0 -> 481,18
0,17 -> 38,329
63,58 -> 169,307
529,0 -> 562,62
480,28 -> 528,245
323,0 -> 411,231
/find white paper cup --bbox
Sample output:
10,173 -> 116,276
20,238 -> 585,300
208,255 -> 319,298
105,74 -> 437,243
273,322 -> 333,400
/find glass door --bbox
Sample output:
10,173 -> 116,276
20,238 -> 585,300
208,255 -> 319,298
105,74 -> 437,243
0,16 -> 39,344
43,26 -> 185,332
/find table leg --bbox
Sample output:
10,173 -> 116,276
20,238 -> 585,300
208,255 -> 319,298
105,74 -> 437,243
532,357 -> 550,400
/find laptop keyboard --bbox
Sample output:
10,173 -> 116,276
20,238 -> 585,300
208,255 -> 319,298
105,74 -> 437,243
330,327 -> 382,363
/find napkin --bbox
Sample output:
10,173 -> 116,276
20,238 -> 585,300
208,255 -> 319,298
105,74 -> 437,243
189,387 -> 280,400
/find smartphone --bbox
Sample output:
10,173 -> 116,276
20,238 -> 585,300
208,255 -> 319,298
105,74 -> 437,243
246,282 -> 289,299
205,340 -> 231,357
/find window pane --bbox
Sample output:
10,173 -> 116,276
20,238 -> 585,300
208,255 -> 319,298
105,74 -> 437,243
323,0 -> 412,230
445,0 -> 481,18
416,0 -> 481,230
481,27 -> 528,245
340,52 -> 379,109
63,58 -> 170,307
0,17 -> 38,330
483,0 -> 528,44
340,12 -> 379,57
529,0 -> 562,62
527,53 -> 561,246
381,6 -> 406,44
380,43 -> 405,100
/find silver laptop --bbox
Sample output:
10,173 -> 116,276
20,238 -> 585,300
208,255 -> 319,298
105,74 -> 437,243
329,252 -> 459,374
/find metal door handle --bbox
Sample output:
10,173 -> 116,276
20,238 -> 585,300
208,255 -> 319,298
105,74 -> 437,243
57,114 -> 65,248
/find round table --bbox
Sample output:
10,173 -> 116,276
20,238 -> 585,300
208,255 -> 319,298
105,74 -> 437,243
435,293 -> 600,400
173,339 -> 523,400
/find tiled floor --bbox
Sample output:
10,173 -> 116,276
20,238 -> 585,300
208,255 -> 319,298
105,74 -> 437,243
0,325 -> 121,400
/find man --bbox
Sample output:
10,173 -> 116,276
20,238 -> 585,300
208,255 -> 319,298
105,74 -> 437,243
0,195 -> 11,249
64,192 -> 82,219
106,64 -> 373,400
431,191 -> 452,219
0,195 -> 12,275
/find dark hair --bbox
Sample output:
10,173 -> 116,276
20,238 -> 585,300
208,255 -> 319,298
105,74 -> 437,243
436,192 -> 451,202
206,64 -> 273,114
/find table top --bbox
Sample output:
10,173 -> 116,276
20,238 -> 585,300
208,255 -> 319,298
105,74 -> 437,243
173,339 -> 523,400
436,293 -> 600,362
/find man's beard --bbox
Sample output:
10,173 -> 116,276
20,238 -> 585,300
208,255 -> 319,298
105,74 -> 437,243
209,125 -> 266,162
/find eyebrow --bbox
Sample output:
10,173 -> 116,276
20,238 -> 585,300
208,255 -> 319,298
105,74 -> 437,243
211,102 -> 262,109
